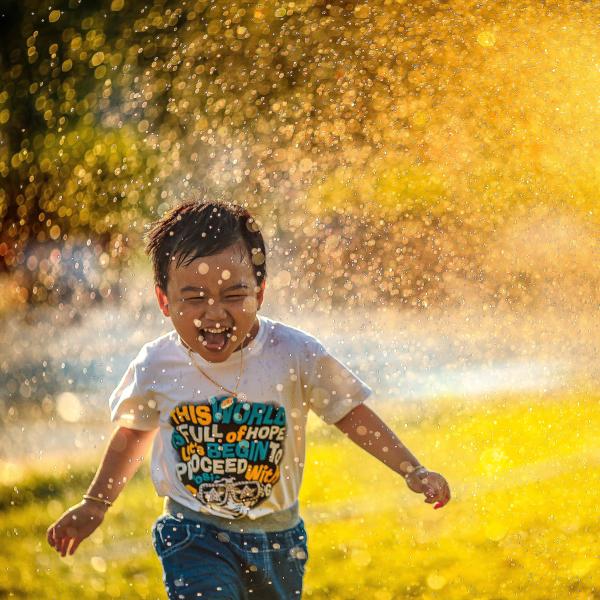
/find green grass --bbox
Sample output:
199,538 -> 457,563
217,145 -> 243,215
1,390 -> 599,599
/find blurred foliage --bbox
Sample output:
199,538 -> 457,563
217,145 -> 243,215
0,0 -> 598,309
1,390 -> 599,597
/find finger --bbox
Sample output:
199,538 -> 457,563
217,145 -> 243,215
423,482 -> 436,496
59,536 -> 70,557
50,529 -> 63,552
424,491 -> 439,504
429,484 -> 448,504
434,489 -> 451,509
66,537 -> 77,556
424,483 -> 441,502
69,537 -> 82,555
47,527 -> 56,548
441,484 -> 451,503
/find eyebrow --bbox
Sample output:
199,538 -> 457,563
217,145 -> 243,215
179,283 -> 250,293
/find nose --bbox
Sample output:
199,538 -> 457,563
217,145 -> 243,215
203,298 -> 229,322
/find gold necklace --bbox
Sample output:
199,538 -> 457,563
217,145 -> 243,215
180,336 -> 245,408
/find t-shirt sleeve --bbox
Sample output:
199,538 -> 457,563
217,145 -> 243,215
300,337 -> 373,425
108,345 -> 160,431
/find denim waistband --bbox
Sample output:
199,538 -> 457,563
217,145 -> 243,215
163,496 -> 301,533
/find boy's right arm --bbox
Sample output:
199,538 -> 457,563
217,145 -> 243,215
46,425 -> 157,557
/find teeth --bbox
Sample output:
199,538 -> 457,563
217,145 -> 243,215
205,327 -> 228,333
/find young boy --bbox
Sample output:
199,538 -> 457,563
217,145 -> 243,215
47,200 -> 450,599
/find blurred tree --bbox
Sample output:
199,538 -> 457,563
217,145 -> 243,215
0,0 -> 598,309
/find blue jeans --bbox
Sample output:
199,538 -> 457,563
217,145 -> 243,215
151,513 -> 309,599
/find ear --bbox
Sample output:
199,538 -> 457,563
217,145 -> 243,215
155,284 -> 171,317
256,279 -> 266,310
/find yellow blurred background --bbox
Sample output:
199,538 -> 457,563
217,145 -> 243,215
0,0 -> 598,597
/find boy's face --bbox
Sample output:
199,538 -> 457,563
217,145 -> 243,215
155,242 -> 265,363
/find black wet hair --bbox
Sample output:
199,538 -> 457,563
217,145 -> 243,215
144,200 -> 267,293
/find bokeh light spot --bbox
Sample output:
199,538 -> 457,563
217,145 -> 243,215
56,392 -> 81,423
477,31 -> 497,47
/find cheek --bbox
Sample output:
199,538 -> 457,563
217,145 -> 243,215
241,297 -> 258,314
173,303 -> 195,319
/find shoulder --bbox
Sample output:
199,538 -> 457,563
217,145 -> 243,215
133,330 -> 181,366
259,315 -> 325,356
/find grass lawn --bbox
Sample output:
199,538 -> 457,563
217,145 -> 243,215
1,389 -> 598,599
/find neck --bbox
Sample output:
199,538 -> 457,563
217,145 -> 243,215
232,317 -> 260,353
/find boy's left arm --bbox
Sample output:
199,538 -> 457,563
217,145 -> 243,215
334,403 -> 451,509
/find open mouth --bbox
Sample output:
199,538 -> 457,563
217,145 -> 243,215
197,326 -> 237,351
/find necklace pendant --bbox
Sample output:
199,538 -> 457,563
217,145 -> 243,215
221,396 -> 234,409
238,392 -> 247,402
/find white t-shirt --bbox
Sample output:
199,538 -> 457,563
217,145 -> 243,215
108,315 -> 372,521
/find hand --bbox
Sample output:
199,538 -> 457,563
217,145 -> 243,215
47,499 -> 108,557
405,468 -> 451,510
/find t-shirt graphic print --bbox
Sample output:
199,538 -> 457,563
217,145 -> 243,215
169,394 -> 286,517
